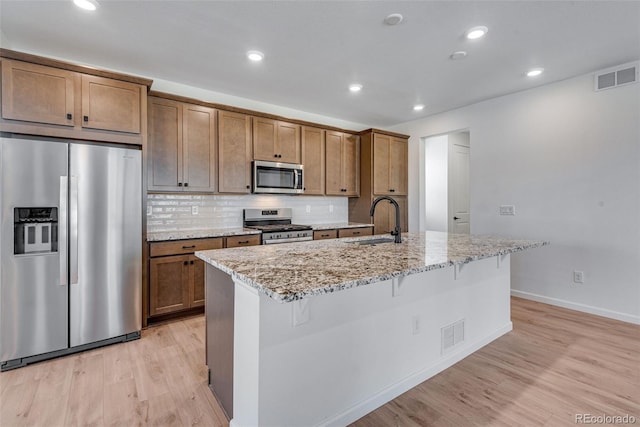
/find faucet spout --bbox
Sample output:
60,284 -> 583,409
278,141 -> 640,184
369,196 -> 402,243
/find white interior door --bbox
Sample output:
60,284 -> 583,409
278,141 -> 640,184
449,141 -> 470,233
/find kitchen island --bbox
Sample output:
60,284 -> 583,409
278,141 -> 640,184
196,231 -> 547,427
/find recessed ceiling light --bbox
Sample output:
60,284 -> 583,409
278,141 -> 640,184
349,84 -> 363,92
413,104 -> 425,111
526,68 -> 544,77
73,0 -> 98,11
247,50 -> 264,62
450,51 -> 467,60
384,13 -> 403,26
466,26 -> 488,40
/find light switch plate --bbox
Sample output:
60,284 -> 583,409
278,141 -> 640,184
500,205 -> 516,215
191,205 -> 199,215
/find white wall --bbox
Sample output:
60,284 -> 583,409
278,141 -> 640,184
424,135 -> 449,231
391,73 -> 640,324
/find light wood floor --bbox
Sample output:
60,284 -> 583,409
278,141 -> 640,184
1,297 -> 638,426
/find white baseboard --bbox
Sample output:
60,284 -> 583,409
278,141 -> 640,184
511,290 -> 640,325
322,322 -> 513,427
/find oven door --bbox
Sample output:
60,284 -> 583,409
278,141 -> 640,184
253,161 -> 303,194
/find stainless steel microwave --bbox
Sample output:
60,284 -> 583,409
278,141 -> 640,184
252,160 -> 304,194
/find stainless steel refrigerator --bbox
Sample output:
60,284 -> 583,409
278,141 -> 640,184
0,136 -> 142,370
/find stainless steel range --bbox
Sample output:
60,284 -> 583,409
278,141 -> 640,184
244,208 -> 313,244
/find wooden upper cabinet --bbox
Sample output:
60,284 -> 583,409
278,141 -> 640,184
343,133 -> 360,196
1,59 -> 76,126
1,57 -> 146,144
219,110 -> 252,193
148,97 -> 182,191
183,104 -> 216,192
147,97 -> 216,192
373,133 -> 407,196
301,126 -> 325,195
81,75 -> 141,134
325,131 -> 360,196
252,117 -> 301,163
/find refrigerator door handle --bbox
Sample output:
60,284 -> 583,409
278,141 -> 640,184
59,176 -> 68,286
70,176 -> 79,286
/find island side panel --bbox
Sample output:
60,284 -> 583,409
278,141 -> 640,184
232,255 -> 512,427
205,264 -> 235,420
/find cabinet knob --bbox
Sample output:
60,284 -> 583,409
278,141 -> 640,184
190,260 -> 194,265
246,185 -> 250,189
83,115 -> 89,122
178,182 -> 183,187
66,113 -> 72,120
390,189 -> 395,192
184,182 -> 189,187
274,154 -> 278,158
183,261 -> 188,265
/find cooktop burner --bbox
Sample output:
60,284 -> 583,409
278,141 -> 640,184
248,224 -> 312,233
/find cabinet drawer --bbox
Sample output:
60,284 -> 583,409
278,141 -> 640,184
149,237 -> 223,257
338,227 -> 373,238
225,234 -> 261,248
313,229 -> 338,240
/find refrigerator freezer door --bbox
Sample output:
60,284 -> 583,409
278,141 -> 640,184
0,137 -> 69,362
69,143 -> 141,347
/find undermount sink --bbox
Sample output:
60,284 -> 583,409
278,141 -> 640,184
349,237 -> 395,246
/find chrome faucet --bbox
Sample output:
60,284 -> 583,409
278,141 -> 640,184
369,196 -> 402,243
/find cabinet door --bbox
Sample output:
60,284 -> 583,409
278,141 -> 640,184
183,104 -> 216,192
149,255 -> 190,316
325,131 -> 343,195
277,121 -> 301,164
190,256 -> 205,308
338,227 -> 373,238
1,59 -> 76,127
389,137 -> 408,195
342,133 -> 360,196
148,97 -> 183,191
373,134 -> 391,195
301,126 -> 325,195
81,75 -> 141,134
252,116 -> 277,161
219,110 -> 252,193
225,234 -> 261,248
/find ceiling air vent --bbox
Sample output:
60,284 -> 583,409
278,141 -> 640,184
594,62 -> 638,91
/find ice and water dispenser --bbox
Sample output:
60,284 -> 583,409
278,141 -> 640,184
14,207 -> 58,255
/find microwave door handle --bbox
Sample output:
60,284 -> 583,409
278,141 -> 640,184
59,176 -> 68,286
294,169 -> 298,189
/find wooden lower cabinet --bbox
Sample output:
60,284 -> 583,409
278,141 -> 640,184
313,229 -> 338,240
338,227 -> 373,238
148,235 -> 259,320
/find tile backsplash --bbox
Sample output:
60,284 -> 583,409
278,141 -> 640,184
147,194 -> 348,232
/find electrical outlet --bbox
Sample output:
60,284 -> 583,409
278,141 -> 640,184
146,206 -> 152,216
306,205 -> 311,214
329,204 -> 334,213
191,205 -> 199,215
500,205 -> 516,215
411,315 -> 420,335
573,270 -> 584,284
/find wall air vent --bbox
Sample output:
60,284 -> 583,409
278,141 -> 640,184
594,62 -> 638,91
441,319 -> 465,353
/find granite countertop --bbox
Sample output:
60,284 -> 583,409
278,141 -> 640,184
195,231 -> 549,302
311,222 -> 374,231
147,227 -> 260,242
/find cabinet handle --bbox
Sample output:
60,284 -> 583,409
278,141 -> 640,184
178,182 -> 183,187
238,240 -> 249,244
390,189 -> 395,192
190,260 -> 194,265
182,245 -> 196,249
184,182 -> 189,187
353,231 -> 361,235
246,185 -> 250,189
183,261 -> 188,265
83,115 -> 89,122
66,113 -> 72,120
321,234 -> 330,237
274,154 -> 278,158
278,154 -> 282,158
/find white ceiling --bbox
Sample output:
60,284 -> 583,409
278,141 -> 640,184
1,1 -> 639,128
